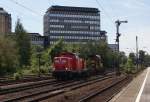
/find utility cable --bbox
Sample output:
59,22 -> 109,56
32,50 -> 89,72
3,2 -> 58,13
95,0 -> 115,25
8,0 -> 42,16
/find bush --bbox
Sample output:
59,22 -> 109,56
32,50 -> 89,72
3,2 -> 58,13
0,35 -> 19,76
22,69 -> 32,75
30,66 -> 50,75
31,67 -> 39,74
13,71 -> 23,80
124,58 -> 135,73
40,66 -> 50,74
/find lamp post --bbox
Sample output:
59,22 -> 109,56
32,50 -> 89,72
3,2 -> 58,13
115,20 -> 128,75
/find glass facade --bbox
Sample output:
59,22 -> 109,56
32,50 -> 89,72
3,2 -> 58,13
44,6 -> 106,44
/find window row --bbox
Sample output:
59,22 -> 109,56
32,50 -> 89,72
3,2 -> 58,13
48,14 -> 100,19
50,41 -> 88,45
50,25 -> 64,28
49,25 -> 98,30
50,36 -> 102,40
49,30 -> 100,35
50,11 -> 99,16
31,37 -> 44,41
90,26 -> 100,30
71,26 -> 89,29
85,21 -> 100,24
64,19 -> 83,23
49,19 -> 59,22
49,19 -> 100,24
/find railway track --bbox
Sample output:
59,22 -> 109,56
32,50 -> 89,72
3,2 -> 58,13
0,75 -> 52,86
0,73 -> 115,102
24,76 -> 114,102
0,79 -> 56,95
78,76 -> 131,102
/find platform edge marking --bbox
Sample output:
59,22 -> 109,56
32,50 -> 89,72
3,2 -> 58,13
135,68 -> 150,102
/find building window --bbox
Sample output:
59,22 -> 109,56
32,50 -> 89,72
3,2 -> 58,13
50,25 -> 64,28
49,19 -> 59,22
48,13 -> 100,20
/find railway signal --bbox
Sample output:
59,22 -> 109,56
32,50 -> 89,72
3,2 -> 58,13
115,20 -> 128,75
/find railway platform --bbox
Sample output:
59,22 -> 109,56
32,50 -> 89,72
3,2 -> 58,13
110,67 -> 150,102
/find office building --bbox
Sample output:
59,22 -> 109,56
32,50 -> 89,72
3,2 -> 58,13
44,5 -> 106,45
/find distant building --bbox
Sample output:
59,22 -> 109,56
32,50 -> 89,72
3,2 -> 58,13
7,33 -> 49,47
108,44 -> 118,52
29,33 -> 45,46
0,8 -> 11,34
44,5 -> 107,45
29,33 -> 50,47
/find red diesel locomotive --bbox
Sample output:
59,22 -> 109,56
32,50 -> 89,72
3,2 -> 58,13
52,52 -> 103,79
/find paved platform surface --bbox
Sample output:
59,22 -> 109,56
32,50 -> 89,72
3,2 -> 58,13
110,68 -> 149,102
138,68 -> 150,102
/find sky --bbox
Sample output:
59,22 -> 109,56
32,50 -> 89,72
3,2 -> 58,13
0,0 -> 150,55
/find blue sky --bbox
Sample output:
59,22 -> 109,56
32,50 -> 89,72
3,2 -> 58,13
0,0 -> 150,54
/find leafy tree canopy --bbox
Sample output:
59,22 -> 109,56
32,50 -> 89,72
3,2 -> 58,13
0,35 -> 19,75
15,19 -> 31,67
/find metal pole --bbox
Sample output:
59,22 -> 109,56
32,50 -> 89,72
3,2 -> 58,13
115,20 -> 128,75
136,36 -> 138,70
116,20 -> 121,75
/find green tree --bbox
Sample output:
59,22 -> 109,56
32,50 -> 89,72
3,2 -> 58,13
96,41 -> 112,68
129,52 -> 136,64
30,45 -> 50,74
144,54 -> 150,67
79,41 -> 93,59
120,52 -> 127,65
125,58 -> 135,73
106,51 -> 118,68
49,39 -> 65,62
0,35 -> 19,75
139,50 -> 145,67
79,40 -> 115,68
31,45 -> 42,69
15,19 -> 31,67
65,44 -> 80,53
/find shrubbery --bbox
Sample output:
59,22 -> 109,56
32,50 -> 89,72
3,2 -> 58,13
0,35 -> 19,76
124,58 -> 135,73
13,71 -> 23,80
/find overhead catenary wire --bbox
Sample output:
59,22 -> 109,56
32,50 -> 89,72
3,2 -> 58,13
1,0 -> 43,33
0,1 -> 22,28
8,0 -> 42,16
4,0 -> 43,21
95,0 -> 115,26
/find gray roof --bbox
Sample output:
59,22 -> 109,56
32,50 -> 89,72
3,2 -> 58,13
28,33 -> 42,36
47,5 -> 100,13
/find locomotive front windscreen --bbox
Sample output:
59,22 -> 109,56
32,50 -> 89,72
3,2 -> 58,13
54,57 -> 73,71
